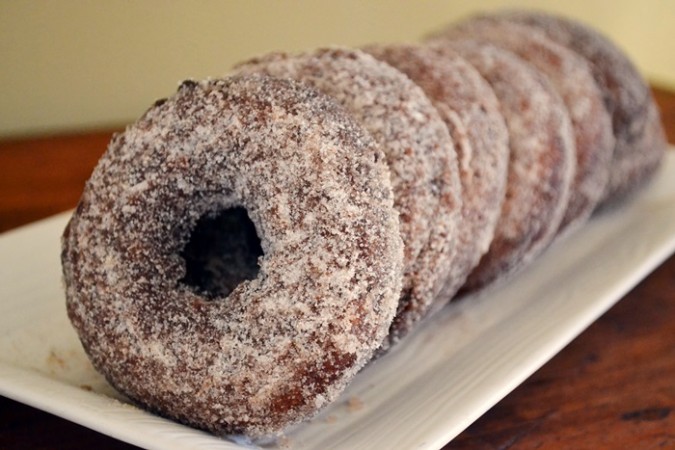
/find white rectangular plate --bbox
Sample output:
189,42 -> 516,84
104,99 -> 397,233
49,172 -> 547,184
1,150 -> 675,450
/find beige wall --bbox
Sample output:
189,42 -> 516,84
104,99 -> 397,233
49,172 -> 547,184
2,0 -> 674,137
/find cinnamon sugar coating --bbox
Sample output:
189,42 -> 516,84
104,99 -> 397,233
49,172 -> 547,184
430,17 -> 614,235
61,75 -> 404,437
495,10 -> 668,206
443,40 -> 575,290
364,43 -> 509,304
235,48 -> 462,351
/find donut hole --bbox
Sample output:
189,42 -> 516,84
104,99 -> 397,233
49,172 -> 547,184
180,207 -> 263,299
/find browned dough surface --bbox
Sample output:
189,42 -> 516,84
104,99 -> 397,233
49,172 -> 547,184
443,39 -> 575,290
364,43 -> 509,304
61,75 -> 404,437
235,48 -> 462,351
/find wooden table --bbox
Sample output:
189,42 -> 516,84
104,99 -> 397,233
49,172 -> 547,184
1,88 -> 674,449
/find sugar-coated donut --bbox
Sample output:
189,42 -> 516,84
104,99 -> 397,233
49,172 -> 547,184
430,17 -> 614,235
364,43 -> 509,304
495,10 -> 668,207
235,48 -> 462,351
61,75 -> 404,437
444,39 -> 575,290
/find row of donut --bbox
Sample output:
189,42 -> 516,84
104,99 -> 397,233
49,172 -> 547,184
232,10 -> 668,354
61,10 -> 667,439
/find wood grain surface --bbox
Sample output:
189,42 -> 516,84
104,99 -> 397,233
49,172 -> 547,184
0,87 -> 674,449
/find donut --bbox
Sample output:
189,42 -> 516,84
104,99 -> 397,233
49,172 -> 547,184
429,17 -> 615,235
234,48 -> 462,351
443,39 -> 575,290
494,10 -> 668,207
363,43 -> 509,303
61,75 -> 404,437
